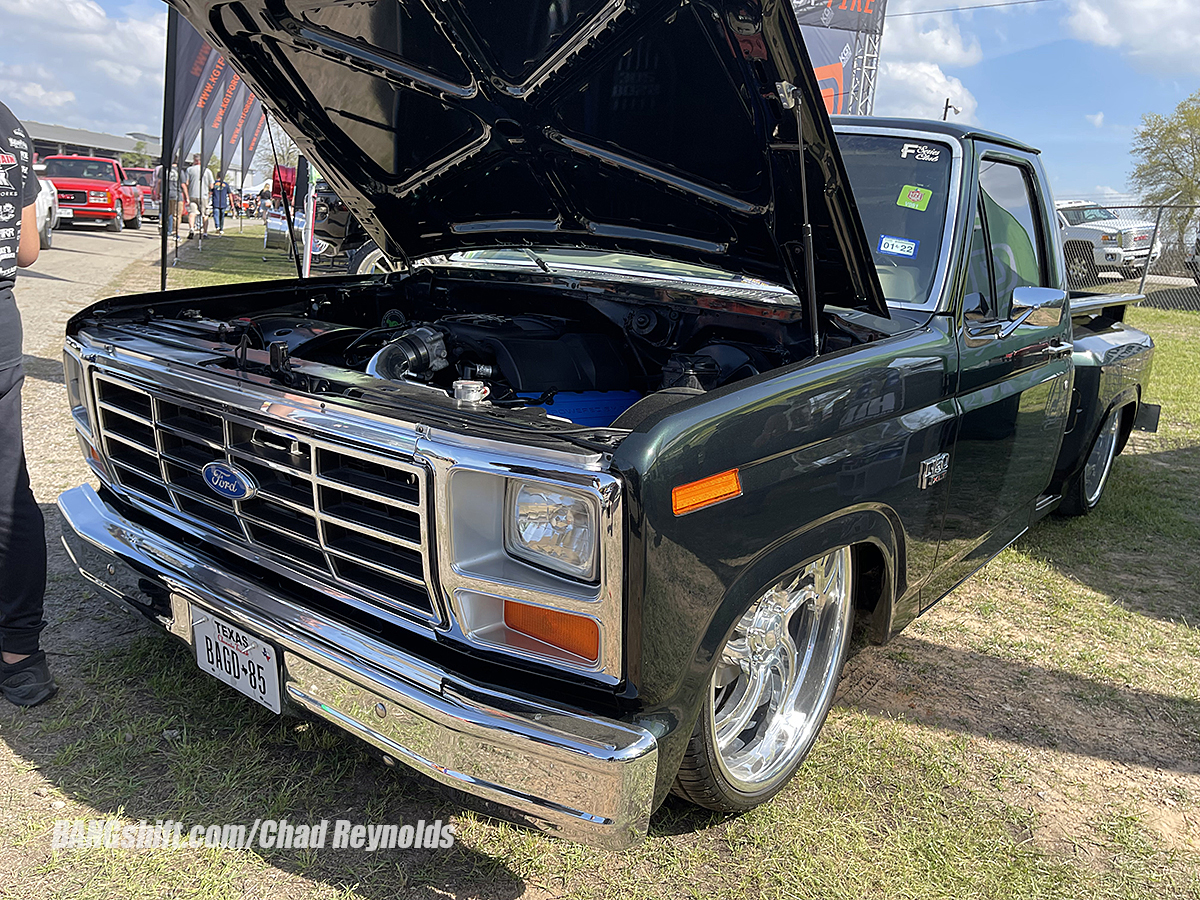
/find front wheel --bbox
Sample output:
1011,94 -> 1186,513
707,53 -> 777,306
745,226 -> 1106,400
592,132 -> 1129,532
38,214 -> 52,249
1058,406 -> 1122,517
672,547 -> 854,812
1065,243 -> 1098,288
107,209 -> 123,233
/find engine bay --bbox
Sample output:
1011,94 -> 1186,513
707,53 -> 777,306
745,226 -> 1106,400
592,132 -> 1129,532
69,266 -> 874,439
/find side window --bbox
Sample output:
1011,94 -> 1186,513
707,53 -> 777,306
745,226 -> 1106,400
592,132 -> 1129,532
978,160 -> 1043,319
963,202 -> 994,318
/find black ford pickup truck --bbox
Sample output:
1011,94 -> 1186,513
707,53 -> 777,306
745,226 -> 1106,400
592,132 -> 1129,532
57,0 -> 1155,849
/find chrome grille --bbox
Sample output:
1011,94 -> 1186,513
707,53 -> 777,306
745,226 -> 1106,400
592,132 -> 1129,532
1121,226 -> 1154,250
92,373 -> 437,622
58,190 -> 87,205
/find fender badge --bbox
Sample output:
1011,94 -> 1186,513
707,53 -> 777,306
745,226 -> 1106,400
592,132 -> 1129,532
201,461 -> 258,501
918,452 -> 950,490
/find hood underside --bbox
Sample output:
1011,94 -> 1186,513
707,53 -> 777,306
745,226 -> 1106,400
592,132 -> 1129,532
173,0 -> 886,317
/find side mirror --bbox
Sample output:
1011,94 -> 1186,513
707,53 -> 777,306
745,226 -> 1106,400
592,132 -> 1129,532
122,179 -> 137,186
1010,286 -> 1066,329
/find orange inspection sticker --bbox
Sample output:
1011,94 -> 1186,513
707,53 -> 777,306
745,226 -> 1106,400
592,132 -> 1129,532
897,184 -> 932,211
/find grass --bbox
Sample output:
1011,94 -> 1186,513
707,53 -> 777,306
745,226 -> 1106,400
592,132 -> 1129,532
3,261 -> 1199,897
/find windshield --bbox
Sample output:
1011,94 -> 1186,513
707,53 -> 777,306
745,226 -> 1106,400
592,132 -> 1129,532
446,248 -> 795,297
833,134 -> 954,308
1059,206 -> 1117,225
127,169 -> 154,187
44,158 -> 116,181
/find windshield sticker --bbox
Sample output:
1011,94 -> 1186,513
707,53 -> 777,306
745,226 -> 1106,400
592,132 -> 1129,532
900,143 -> 942,162
878,235 -> 919,258
897,185 -> 932,211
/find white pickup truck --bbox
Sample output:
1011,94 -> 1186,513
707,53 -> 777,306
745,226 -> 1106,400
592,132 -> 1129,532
1057,200 -> 1160,286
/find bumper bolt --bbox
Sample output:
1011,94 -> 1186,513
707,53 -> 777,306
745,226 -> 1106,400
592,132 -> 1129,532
374,702 -> 387,719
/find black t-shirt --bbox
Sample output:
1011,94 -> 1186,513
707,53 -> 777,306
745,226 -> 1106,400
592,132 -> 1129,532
0,102 -> 40,369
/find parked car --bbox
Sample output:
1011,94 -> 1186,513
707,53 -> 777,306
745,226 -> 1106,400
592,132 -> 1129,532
32,168 -> 58,249
1186,235 -> 1199,284
1057,200 -> 1161,286
124,166 -> 159,220
59,0 -> 1157,849
42,155 -> 143,232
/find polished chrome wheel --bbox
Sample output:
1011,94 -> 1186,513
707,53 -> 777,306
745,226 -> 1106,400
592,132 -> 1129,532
674,547 -> 854,810
1084,408 -> 1120,506
349,242 -> 399,275
1058,405 -> 1123,517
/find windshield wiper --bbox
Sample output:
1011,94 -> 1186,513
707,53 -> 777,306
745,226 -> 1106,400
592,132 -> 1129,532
522,248 -> 552,274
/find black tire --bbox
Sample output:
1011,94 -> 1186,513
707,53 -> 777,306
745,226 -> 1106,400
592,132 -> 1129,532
1065,243 -> 1098,288
672,547 -> 854,813
38,214 -> 52,249
107,209 -> 123,233
1057,406 -> 1122,517
347,241 -> 399,275
126,205 -> 142,230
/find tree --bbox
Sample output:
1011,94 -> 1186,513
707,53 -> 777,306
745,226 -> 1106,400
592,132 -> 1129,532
121,141 -> 156,168
1130,90 -> 1200,251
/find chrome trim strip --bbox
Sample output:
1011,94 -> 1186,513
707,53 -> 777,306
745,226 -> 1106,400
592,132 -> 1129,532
58,484 -> 656,850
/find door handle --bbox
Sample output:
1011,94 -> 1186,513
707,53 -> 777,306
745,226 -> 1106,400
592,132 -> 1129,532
1050,341 -> 1074,359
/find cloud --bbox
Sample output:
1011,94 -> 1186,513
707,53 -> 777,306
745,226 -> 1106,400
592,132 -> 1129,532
1085,112 -> 1104,127
0,0 -> 165,134
1064,0 -> 1200,75
874,60 -> 979,124
874,10 -> 980,123
880,12 -> 983,67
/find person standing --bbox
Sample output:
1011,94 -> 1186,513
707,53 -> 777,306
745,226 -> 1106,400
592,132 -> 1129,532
185,153 -> 214,239
0,100 -> 55,707
210,172 -> 231,235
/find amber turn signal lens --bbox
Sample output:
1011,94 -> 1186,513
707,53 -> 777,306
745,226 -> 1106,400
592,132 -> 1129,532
503,600 -> 600,663
672,468 -> 742,516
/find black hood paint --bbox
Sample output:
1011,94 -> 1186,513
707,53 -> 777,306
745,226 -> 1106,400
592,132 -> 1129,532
174,0 -> 886,317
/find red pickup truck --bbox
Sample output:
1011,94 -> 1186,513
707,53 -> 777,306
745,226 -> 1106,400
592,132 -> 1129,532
43,155 -> 143,232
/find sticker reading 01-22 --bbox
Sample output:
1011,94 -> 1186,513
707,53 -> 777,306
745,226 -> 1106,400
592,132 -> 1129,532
878,235 -> 919,258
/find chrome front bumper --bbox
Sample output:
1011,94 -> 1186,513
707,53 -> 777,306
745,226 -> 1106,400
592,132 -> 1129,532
58,484 -> 657,849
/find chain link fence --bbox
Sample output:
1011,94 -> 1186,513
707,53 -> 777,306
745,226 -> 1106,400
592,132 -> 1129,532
1059,203 -> 1200,311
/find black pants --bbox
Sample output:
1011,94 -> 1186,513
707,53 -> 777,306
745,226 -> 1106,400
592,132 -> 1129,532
0,363 -> 45,656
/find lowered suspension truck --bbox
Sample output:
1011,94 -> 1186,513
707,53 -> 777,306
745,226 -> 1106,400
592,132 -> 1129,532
58,0 -> 1157,848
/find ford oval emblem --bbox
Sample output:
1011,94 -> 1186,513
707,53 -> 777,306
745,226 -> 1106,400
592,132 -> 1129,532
201,461 -> 258,501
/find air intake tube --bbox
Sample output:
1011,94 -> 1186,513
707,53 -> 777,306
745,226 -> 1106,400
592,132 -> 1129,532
365,326 -> 449,381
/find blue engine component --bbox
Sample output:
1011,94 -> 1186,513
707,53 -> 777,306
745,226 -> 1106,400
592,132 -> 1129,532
520,390 -> 642,427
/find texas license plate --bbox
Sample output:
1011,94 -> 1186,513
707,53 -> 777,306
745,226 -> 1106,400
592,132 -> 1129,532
193,608 -> 281,713
58,208 -> 73,218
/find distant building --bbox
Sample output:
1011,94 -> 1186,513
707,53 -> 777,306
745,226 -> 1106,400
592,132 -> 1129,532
24,121 -> 162,162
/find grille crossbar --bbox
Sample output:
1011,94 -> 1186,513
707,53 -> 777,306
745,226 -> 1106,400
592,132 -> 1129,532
93,374 -> 438,622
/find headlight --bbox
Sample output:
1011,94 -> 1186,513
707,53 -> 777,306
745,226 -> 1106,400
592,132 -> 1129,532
505,481 -> 598,580
88,190 -> 110,204
1100,233 -> 1118,244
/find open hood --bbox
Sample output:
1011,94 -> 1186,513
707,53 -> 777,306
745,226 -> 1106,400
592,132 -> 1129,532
173,0 -> 886,316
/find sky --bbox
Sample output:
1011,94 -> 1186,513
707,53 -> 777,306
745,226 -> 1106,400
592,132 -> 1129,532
0,0 -> 1195,201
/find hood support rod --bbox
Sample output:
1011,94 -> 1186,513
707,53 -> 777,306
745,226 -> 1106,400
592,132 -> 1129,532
777,81 -> 821,355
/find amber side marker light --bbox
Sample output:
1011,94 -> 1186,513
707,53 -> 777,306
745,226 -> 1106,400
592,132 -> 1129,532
503,600 -> 600,663
672,468 -> 743,516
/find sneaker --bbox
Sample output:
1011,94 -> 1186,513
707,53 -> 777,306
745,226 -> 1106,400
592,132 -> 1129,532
1,651 -> 57,707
